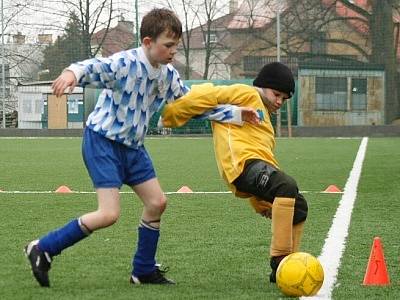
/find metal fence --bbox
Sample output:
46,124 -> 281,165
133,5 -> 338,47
2,0 -> 400,128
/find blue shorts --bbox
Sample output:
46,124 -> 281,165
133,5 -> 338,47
82,128 -> 156,188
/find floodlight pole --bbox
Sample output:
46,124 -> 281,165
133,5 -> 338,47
135,0 -> 139,47
1,0 -> 5,128
276,8 -> 281,62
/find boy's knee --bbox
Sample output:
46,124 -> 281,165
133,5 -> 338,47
148,194 -> 168,214
157,194 -> 168,213
293,194 -> 308,224
273,172 -> 298,198
271,172 -> 307,224
100,210 -> 120,227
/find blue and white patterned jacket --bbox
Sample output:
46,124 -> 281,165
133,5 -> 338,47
68,47 -> 242,148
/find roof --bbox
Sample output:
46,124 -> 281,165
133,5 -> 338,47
323,0 -> 400,59
17,80 -> 54,86
228,0 -> 287,29
92,21 -> 135,56
226,0 -> 400,63
17,81 -> 83,94
323,0 -> 369,35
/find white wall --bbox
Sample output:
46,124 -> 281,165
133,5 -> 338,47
17,84 -> 84,129
17,92 -> 44,129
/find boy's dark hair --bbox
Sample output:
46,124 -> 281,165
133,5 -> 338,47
140,8 -> 182,41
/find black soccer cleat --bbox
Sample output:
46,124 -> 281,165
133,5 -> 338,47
130,266 -> 175,285
24,240 -> 52,287
269,255 -> 287,283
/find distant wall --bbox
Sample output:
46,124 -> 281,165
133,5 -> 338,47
298,68 -> 386,126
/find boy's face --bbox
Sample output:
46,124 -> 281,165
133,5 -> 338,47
261,88 -> 289,113
142,30 -> 180,66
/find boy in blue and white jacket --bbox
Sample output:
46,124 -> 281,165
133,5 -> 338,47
24,8 -> 259,287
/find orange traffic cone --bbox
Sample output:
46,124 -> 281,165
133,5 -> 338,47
363,237 -> 390,285
55,185 -> 72,193
323,185 -> 342,193
176,186 -> 193,193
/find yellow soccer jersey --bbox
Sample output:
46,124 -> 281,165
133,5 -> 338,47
162,83 -> 279,197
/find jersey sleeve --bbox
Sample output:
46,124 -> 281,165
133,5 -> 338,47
67,51 -> 135,90
164,66 -> 190,103
193,104 -> 244,125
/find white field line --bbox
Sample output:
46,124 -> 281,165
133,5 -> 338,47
0,190 -> 341,195
302,137 -> 369,300
0,190 -> 232,195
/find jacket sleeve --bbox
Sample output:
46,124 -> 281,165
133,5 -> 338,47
162,83 -> 244,127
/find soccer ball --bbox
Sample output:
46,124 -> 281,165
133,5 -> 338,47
276,252 -> 324,297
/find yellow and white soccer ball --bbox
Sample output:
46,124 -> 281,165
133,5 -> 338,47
276,252 -> 324,297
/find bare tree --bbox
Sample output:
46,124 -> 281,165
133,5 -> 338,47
166,0 -> 199,79
194,0 -> 227,79
233,0 -> 400,122
52,0 -> 116,58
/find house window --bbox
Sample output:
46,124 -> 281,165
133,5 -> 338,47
243,56 -> 272,72
35,99 -> 43,114
311,32 -> 326,54
315,77 -> 368,111
316,77 -> 347,111
0,86 -> 11,98
23,99 -> 33,113
68,96 -> 80,114
91,44 -> 102,58
206,32 -> 217,44
351,78 -> 367,111
0,64 -> 10,79
243,56 -> 296,74
0,64 -> 10,98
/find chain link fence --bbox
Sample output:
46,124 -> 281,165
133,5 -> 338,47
2,0 -> 400,129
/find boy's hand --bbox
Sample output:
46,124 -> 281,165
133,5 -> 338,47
241,107 -> 260,125
52,70 -> 77,97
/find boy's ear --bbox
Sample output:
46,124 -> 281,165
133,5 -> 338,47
142,37 -> 153,47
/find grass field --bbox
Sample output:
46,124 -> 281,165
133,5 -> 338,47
0,136 -> 399,299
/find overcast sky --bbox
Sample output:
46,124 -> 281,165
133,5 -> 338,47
3,0 -> 234,43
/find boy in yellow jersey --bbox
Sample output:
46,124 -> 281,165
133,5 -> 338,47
159,62 -> 308,283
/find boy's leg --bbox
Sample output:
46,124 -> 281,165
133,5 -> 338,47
233,160 -> 308,282
25,188 -> 120,287
130,178 -> 174,284
291,192 -> 307,253
270,197 -> 295,257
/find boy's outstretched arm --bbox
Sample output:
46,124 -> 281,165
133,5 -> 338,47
51,51 -> 136,97
161,83 -> 260,128
52,70 -> 77,97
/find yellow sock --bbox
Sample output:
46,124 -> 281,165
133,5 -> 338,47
270,197 -> 295,257
292,221 -> 305,253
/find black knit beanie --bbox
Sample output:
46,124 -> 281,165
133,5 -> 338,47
253,62 -> 295,98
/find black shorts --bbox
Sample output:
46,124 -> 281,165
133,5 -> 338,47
233,159 -> 308,224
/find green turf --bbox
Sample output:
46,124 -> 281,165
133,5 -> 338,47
0,137 -> 399,299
